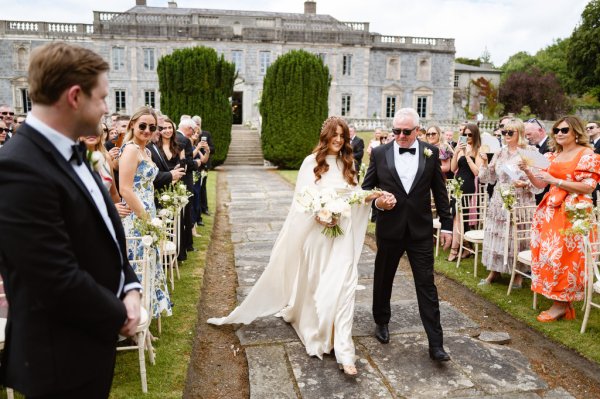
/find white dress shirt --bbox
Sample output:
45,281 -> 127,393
394,139 -> 420,192
26,114 -> 140,296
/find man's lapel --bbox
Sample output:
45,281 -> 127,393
385,144 -> 407,195
409,141 -> 426,193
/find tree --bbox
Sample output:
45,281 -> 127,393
499,68 -> 569,120
500,51 -> 536,80
534,38 -> 576,94
157,46 -> 236,167
260,50 -> 330,169
568,0 -> 600,97
471,77 -> 499,118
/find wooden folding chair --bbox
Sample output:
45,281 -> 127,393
456,191 -> 487,276
506,204 -> 538,309
581,236 -> 600,333
161,213 -> 180,291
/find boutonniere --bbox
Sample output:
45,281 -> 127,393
423,148 -> 433,158
86,150 -> 103,172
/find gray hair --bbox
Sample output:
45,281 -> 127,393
178,118 -> 196,130
192,115 -> 202,126
393,108 -> 419,127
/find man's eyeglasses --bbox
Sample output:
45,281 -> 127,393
501,130 -> 515,137
526,118 -> 544,130
462,133 -> 473,137
391,127 -> 417,136
497,124 -> 505,129
0,112 -> 14,116
138,122 -> 157,132
552,127 -> 570,135
425,132 -> 438,137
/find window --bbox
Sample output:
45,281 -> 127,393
342,54 -> 352,76
112,47 -> 125,71
386,96 -> 397,118
259,51 -> 271,75
341,94 -> 351,116
20,88 -> 31,113
115,90 -> 126,112
17,47 -> 28,71
143,48 -> 155,71
417,58 -> 431,81
454,74 -> 460,88
416,96 -> 427,118
386,58 -> 400,80
144,91 -> 155,108
231,50 -> 243,74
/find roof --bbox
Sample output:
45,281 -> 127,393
454,62 -> 500,74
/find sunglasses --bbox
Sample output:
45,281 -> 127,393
0,112 -> 14,116
462,133 -> 473,137
425,132 -> 438,137
391,127 -> 417,136
0,128 -> 9,133
552,127 -> 570,135
138,122 -> 157,132
526,118 -> 544,130
501,130 -> 515,137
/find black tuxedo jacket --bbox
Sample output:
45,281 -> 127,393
594,138 -> 600,155
535,138 -> 551,204
351,136 -> 364,168
176,131 -> 197,190
538,137 -> 550,155
362,141 -> 453,241
0,123 -> 139,396
147,141 -> 173,192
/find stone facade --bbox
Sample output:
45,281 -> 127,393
0,1 -> 456,125
453,62 -> 501,120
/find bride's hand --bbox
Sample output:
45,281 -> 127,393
364,191 -> 385,202
314,215 -> 337,228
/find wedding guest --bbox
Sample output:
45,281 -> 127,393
13,115 -> 26,133
418,127 -> 426,141
190,127 -> 211,235
426,125 -> 453,174
444,129 -> 456,148
367,127 -> 382,155
0,120 -> 8,148
447,123 -> 484,261
0,104 -> 15,132
146,116 -> 184,198
0,41 -> 140,399
119,106 -> 172,319
478,118 -> 541,287
209,117 -> 385,376
362,108 -> 453,362
192,115 -> 214,219
521,115 -> 600,322
349,124 -> 364,176
524,118 -> 550,204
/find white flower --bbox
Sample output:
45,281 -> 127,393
150,217 -> 163,228
141,235 -> 154,247
575,202 -> 591,210
180,197 -> 189,205
161,194 -> 171,202
317,208 -> 333,223
164,241 -> 177,252
423,148 -> 433,158
159,209 -> 169,217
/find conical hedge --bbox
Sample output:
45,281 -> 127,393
157,46 -> 236,167
260,50 -> 331,169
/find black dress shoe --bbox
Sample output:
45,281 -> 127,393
202,210 -> 211,216
375,323 -> 389,344
429,346 -> 450,362
197,220 -> 204,226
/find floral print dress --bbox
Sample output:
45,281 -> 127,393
121,142 -> 173,318
531,149 -> 600,302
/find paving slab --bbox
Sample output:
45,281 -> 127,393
237,316 -> 300,346
246,345 -> 298,399
285,341 -> 393,399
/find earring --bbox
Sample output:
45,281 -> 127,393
576,137 -> 579,143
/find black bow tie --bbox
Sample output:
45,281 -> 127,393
535,144 -> 541,149
398,147 -> 416,155
70,142 -> 87,166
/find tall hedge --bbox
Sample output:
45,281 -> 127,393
157,46 -> 236,167
260,50 -> 330,169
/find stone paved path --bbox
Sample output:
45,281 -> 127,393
221,165 -> 574,399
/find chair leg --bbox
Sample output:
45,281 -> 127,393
7,387 -> 14,399
145,330 -> 156,365
174,258 -> 180,280
138,331 -> 148,393
473,243 -> 479,276
157,315 -> 162,336
456,237 -> 463,269
507,261 -> 517,296
533,292 -> 537,310
580,284 -> 593,333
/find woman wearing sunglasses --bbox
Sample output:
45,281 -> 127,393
447,123 -> 484,261
119,106 -> 172,320
478,118 -> 542,287
521,115 -> 600,322
426,125 -> 453,174
0,119 -> 8,148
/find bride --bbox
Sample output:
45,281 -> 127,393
208,116 -> 384,376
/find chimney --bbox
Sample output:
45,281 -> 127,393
168,1 -> 178,8
136,0 -> 146,5
304,1 -> 316,14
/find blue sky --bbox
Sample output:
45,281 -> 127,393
2,0 -> 589,65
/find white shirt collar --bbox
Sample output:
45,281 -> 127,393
539,136 -> 548,146
26,113 -> 77,161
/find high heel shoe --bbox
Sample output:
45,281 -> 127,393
447,247 -> 459,262
339,364 -> 358,377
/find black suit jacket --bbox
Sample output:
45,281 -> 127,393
147,141 -> 173,192
535,137 -> 551,204
176,131 -> 197,190
199,130 -> 215,170
351,136 -> 364,169
362,141 -> 453,241
594,138 -> 600,155
0,124 -> 139,396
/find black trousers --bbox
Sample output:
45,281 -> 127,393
199,174 -> 209,213
373,236 -> 443,347
182,201 -> 193,250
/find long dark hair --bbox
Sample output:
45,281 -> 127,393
158,117 -> 180,158
312,116 -> 357,186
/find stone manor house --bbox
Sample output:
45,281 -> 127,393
0,1 -> 457,126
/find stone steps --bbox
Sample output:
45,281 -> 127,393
225,128 -> 265,166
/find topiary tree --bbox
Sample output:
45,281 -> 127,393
260,50 -> 330,169
157,46 -> 236,167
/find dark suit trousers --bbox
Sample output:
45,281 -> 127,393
199,174 -> 209,213
373,236 -> 443,347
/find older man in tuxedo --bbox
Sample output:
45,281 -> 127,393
0,42 -> 141,398
362,108 -> 453,362
524,118 -> 550,204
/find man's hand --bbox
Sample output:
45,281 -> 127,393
170,167 -> 185,182
440,232 -> 452,250
375,193 -> 396,210
119,290 -> 141,337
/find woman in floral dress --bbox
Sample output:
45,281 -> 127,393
521,115 -> 600,322
478,118 -> 542,287
119,106 -> 172,319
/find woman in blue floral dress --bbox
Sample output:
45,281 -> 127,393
119,106 -> 172,318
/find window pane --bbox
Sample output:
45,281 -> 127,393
115,90 -> 126,112
143,48 -> 155,71
113,47 -> 125,71
21,89 -> 32,113
144,91 -> 155,108
417,96 -> 427,118
454,74 -> 459,88
386,96 -> 396,118
343,54 -> 352,76
259,51 -> 271,75
341,95 -> 351,116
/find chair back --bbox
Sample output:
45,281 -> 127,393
456,191 -> 487,235
126,236 -> 152,313
510,204 -> 537,260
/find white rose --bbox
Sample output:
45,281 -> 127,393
141,235 -> 154,247
180,197 -> 189,205
317,208 -> 333,223
159,209 -> 168,217
151,217 -> 163,227
165,241 -> 176,252
161,194 -> 171,202
576,202 -> 591,210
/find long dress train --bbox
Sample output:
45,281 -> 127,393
208,154 -> 371,365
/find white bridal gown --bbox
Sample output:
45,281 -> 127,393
208,154 -> 371,365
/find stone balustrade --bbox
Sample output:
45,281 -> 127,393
345,118 -> 555,132
2,20 -> 93,37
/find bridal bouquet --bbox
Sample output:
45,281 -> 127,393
562,202 -> 594,236
296,187 -> 378,238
